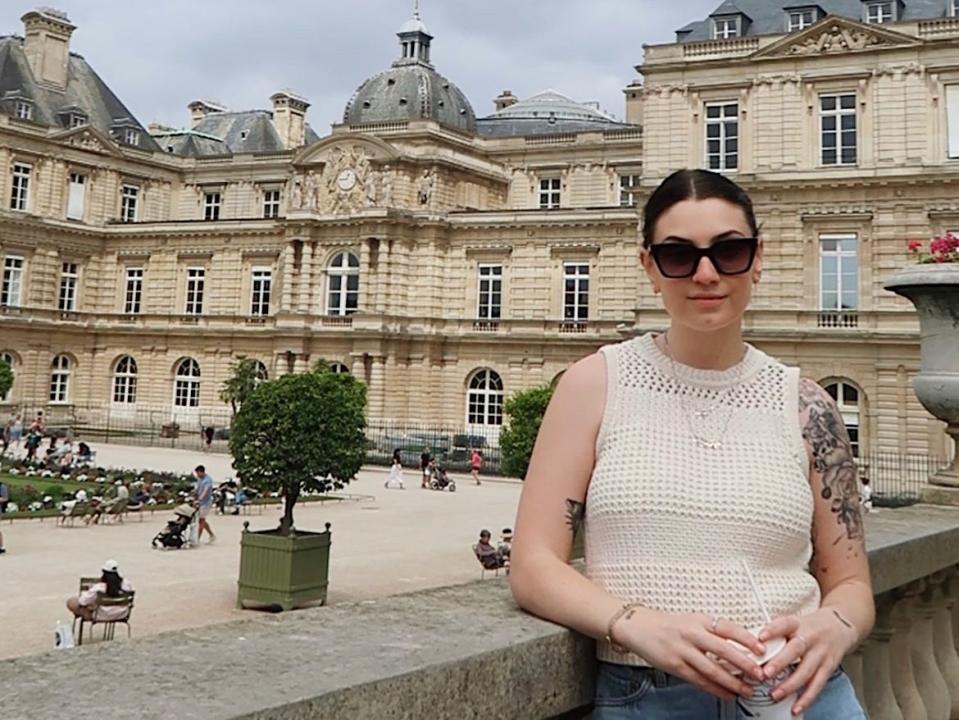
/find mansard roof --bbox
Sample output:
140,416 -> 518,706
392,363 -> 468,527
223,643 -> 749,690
477,90 -> 635,138
151,111 -> 321,157
0,35 -> 159,151
677,0 -> 949,41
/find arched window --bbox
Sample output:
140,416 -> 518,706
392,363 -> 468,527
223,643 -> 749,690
0,352 -> 14,403
174,358 -> 201,408
824,380 -> 861,457
113,355 -> 138,404
467,369 -> 504,426
326,252 -> 359,316
50,354 -> 71,403
329,362 -> 350,375
252,360 -> 269,381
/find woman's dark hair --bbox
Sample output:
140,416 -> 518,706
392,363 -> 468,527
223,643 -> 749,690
641,169 -> 759,248
102,570 -> 123,597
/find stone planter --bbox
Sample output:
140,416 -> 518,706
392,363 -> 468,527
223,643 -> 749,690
237,521 -> 331,611
885,264 -> 959,490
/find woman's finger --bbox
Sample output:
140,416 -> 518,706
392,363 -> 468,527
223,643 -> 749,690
682,647 -> 754,698
769,653 -> 822,701
763,633 -> 810,679
759,615 -> 800,642
711,617 -> 766,657
793,664 -> 833,714
699,633 -> 765,681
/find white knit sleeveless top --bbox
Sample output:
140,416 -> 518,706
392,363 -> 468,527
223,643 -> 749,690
587,333 -> 821,666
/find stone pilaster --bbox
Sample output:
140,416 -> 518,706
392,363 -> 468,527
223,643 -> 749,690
863,594 -> 904,720
910,578 -> 951,720
929,570 -> 959,719
891,585 -> 930,720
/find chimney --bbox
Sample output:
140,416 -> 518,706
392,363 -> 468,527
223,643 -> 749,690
494,90 -> 518,112
270,91 -> 310,149
21,8 -> 75,89
188,100 -> 226,128
623,79 -> 644,126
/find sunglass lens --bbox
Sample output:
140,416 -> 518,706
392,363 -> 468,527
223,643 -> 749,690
711,238 -> 754,274
655,245 -> 698,277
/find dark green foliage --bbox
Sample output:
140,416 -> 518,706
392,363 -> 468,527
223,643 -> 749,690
499,384 -> 555,479
219,356 -> 266,416
0,358 -> 12,400
229,366 -> 367,534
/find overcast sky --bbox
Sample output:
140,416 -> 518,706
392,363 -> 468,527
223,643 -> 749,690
1,0 -> 719,132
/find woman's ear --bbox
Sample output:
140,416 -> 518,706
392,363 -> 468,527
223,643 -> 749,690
640,248 -> 660,293
752,237 -> 764,284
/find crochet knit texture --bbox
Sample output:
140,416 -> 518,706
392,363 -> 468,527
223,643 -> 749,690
587,333 -> 821,666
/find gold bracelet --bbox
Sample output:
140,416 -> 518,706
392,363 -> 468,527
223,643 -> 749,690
605,602 -> 639,654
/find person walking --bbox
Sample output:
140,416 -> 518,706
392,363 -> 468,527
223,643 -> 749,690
193,465 -> 216,544
420,445 -> 432,489
509,169 -> 872,719
9,413 -> 22,452
470,448 -> 483,486
385,448 -> 405,489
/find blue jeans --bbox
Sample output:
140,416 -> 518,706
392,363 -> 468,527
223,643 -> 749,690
594,662 -> 866,719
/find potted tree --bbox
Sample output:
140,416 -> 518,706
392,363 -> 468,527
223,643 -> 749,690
231,363 -> 366,610
885,233 -> 959,494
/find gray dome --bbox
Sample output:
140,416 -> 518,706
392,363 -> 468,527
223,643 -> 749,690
344,65 -> 476,134
487,89 -> 617,124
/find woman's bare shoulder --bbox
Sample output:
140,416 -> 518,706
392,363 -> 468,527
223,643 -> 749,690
550,351 -> 607,424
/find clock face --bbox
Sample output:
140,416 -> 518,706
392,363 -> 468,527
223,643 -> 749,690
337,168 -> 357,191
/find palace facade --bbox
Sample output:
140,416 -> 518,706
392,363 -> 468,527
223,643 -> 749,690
0,4 -> 955,461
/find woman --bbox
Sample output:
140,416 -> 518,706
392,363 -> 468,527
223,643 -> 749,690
510,169 -> 873,718
66,559 -> 133,623
470,448 -> 482,486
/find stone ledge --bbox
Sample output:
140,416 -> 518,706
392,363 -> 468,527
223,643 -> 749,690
2,504 -> 958,720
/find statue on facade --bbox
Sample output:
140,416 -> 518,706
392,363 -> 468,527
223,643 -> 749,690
364,170 -> 378,208
303,171 -> 318,210
380,165 -> 394,207
417,168 -> 435,207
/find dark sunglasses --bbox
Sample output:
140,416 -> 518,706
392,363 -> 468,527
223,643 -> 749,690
649,237 -> 758,279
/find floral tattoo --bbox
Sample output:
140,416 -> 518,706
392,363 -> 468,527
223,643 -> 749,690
799,378 -> 864,546
565,498 -> 585,537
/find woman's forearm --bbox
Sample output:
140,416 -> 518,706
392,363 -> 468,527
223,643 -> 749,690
820,580 -> 875,648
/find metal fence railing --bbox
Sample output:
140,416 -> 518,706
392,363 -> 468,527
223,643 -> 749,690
858,451 -> 950,506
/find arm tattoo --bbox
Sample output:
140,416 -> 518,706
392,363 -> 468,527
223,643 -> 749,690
832,609 -> 854,630
799,379 -> 864,544
565,498 -> 585,537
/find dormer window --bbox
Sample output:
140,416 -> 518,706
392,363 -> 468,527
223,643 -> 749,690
713,16 -> 740,39
69,113 -> 87,129
952,0 -> 959,16
14,100 -> 33,121
123,128 -> 140,146
786,7 -> 819,31
864,1 -> 895,23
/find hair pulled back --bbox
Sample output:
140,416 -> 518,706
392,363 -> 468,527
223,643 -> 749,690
641,169 -> 758,248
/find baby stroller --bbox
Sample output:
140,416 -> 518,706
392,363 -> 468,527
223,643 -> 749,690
429,462 -> 456,492
152,503 -> 197,549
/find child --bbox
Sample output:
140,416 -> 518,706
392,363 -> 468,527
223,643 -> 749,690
496,528 -> 513,565
384,448 -> 405,490
861,476 -> 873,513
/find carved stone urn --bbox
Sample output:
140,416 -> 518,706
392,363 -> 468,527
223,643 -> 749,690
885,264 -> 959,489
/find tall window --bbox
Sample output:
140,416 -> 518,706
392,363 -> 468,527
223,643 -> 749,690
326,252 -> 359,316
712,17 -> 740,38
865,1 -> 893,23
946,85 -> 959,160
820,236 -> 858,311
0,353 -> 14,402
15,101 -> 33,120
539,178 -> 561,209
619,174 -> 640,207
50,354 -> 71,403
10,163 -> 31,211
705,102 -> 739,171
467,369 -> 504,426
250,268 -> 272,317
820,93 -> 857,166
67,172 -> 86,220
563,263 -> 589,322
58,262 -> 79,312
787,8 -> 816,30
203,192 -> 221,221
120,185 -> 139,223
824,381 -> 861,456
263,189 -> 281,219
113,355 -> 138,404
124,268 -> 144,314
185,267 -> 205,315
477,265 -> 503,320
174,358 -> 201,408
2,257 -> 23,307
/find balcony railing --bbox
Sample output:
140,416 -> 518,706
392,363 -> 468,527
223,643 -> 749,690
817,311 -> 859,329
319,315 -> 353,327
558,321 -> 589,334
472,320 -> 500,333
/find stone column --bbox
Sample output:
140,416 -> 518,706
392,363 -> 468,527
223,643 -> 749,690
843,645 -> 866,713
297,241 -> 314,313
368,355 -> 386,421
930,571 -> 959,719
863,594 -> 904,720
910,578 -> 951,720
281,243 -> 295,312
891,585 -> 930,720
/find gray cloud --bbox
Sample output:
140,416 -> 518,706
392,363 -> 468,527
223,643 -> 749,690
1,0 -> 719,132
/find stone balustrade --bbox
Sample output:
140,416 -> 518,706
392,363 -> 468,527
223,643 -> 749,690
3,505 -> 959,719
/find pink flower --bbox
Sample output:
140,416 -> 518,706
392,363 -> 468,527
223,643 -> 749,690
907,239 -> 922,253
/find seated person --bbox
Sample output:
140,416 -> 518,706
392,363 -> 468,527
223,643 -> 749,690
496,528 -> 513,565
76,440 -> 92,462
66,559 -> 133,622
217,479 -> 238,514
474,529 -> 505,570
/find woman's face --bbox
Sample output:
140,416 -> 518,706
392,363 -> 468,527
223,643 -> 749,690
640,197 -> 763,334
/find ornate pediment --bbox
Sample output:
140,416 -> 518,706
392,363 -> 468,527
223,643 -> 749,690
49,126 -> 123,157
753,15 -> 920,59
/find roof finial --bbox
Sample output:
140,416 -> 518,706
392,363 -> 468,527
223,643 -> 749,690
414,0 -> 420,20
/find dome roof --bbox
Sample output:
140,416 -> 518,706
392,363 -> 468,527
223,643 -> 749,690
487,89 -> 617,123
343,10 -> 476,135
344,64 -> 476,134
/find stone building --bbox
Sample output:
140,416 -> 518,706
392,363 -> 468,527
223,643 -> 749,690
0,4 -> 954,462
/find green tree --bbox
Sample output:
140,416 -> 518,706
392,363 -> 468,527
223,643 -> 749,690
219,357 -> 265,417
229,364 -> 367,535
499,383 -> 555,479
0,357 -> 11,401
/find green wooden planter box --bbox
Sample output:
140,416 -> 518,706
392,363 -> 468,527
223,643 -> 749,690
237,521 -> 332,611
